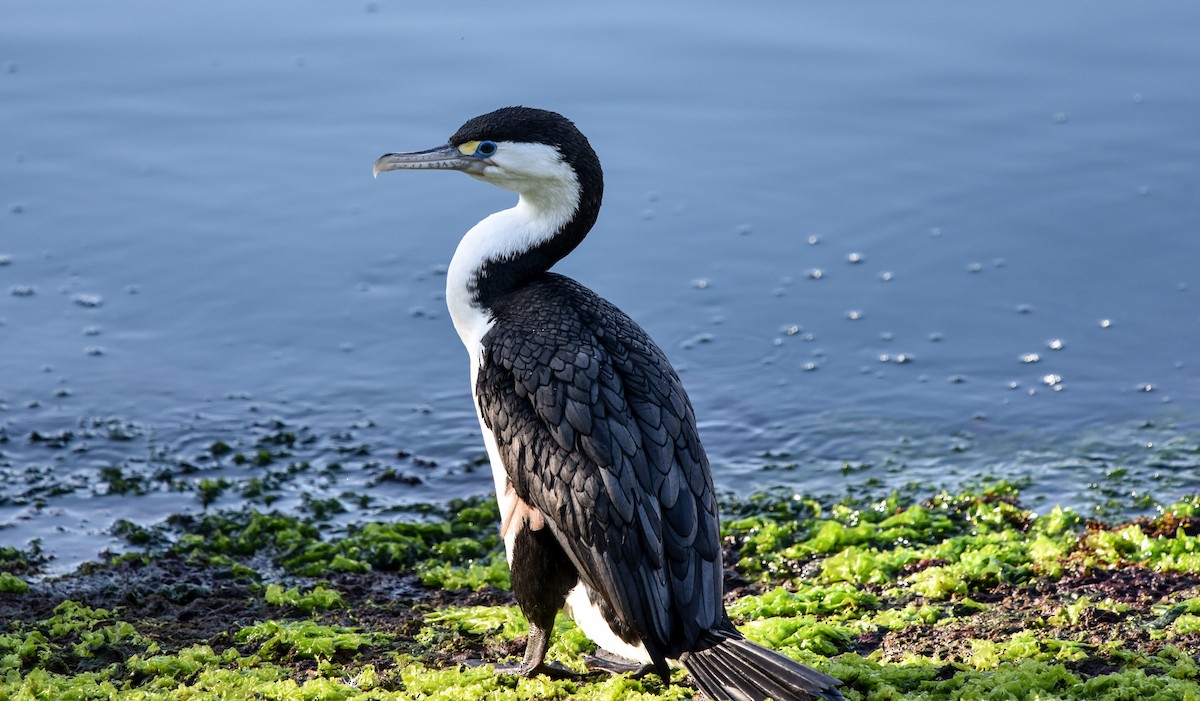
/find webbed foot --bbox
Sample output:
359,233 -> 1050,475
583,648 -> 657,677
492,659 -> 581,679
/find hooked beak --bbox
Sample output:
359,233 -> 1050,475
373,144 -> 479,178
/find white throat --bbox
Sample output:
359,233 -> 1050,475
444,142 -> 582,358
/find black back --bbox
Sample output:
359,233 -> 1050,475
475,274 -> 724,665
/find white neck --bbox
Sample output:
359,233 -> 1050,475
444,145 -> 582,357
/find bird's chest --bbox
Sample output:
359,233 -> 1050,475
465,330 -> 545,565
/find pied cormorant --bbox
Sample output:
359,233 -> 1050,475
374,106 -> 843,701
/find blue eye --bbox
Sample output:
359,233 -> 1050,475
476,140 -> 497,157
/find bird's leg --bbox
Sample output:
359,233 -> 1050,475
485,620 -> 579,679
502,621 -> 580,679
490,522 -> 582,679
519,621 -> 553,673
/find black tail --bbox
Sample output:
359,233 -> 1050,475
679,633 -> 843,701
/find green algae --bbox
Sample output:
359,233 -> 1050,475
235,620 -> 389,661
417,549 -> 511,590
122,496 -> 505,582
0,541 -> 46,576
0,572 -> 29,594
5,484 -> 1200,700
264,583 -> 345,612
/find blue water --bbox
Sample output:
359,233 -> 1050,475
2,1 -> 1199,570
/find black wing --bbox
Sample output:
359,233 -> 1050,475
476,274 -> 723,660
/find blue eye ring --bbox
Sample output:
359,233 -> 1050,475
476,140 -> 497,157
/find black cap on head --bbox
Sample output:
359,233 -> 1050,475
450,107 -> 602,189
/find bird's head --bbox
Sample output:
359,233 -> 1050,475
373,106 -> 602,204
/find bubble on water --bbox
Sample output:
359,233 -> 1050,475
879,271 -> 893,282
10,203 -> 24,214
1138,383 -> 1154,392
1016,304 -> 1033,314
893,354 -> 912,364
1042,374 -> 1062,387
339,342 -> 354,352
126,284 -> 140,295
772,338 -> 783,346
72,293 -> 103,308
84,346 -> 105,356
692,278 -> 709,289
949,375 -> 967,384
803,361 -> 817,372
847,252 -> 864,264
641,208 -> 656,220
1021,353 -> 1041,364
807,235 -> 820,245
1047,339 -> 1065,351
879,354 -> 891,363
992,258 -> 1007,268
807,268 -> 823,280
879,331 -> 893,342
846,310 -> 862,321
681,333 -> 714,350
1054,112 -> 1069,124
1008,381 -> 1020,390
1100,319 -> 1113,328
801,332 -> 814,342
55,387 -> 72,398
928,332 -> 944,343
783,325 -> 801,336
0,254 -> 11,265
736,224 -> 753,236
83,326 -> 102,336
967,262 -> 983,273
9,285 -> 35,297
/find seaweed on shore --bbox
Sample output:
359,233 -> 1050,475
3,483 -> 1200,700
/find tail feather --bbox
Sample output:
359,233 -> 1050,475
680,635 -> 844,701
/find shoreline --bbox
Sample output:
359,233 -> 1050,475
4,483 -> 1200,699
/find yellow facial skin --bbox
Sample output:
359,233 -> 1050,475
457,141 -> 481,155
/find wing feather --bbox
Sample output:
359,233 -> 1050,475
476,274 -> 722,658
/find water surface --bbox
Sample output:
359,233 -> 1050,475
2,1 -> 1198,570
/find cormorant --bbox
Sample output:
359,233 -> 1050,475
374,106 -> 844,701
